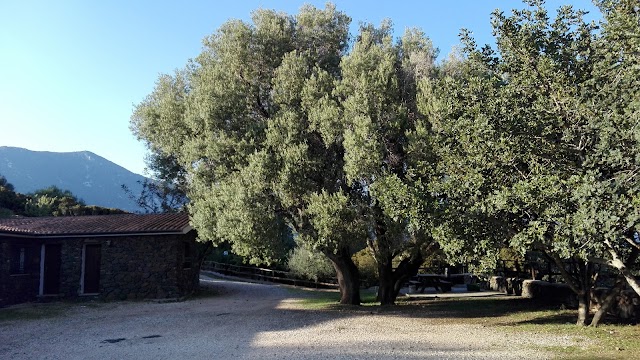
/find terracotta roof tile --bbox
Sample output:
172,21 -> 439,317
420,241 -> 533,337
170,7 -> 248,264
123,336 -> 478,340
0,213 -> 191,237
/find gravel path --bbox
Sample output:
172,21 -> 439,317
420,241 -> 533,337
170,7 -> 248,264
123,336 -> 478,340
0,277 -> 584,359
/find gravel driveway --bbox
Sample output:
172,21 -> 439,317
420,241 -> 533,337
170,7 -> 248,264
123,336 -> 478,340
0,277 -> 583,359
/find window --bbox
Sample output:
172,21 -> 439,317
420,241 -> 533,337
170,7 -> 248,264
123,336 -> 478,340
182,242 -> 192,269
10,245 -> 28,275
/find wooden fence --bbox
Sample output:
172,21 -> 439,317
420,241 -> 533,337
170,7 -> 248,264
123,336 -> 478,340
201,261 -> 339,289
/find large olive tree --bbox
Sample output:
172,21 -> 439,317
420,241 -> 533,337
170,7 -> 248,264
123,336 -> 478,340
132,3 -> 444,305
132,4 -> 370,304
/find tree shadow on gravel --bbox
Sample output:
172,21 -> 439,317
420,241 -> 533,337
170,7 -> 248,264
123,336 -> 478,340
347,296 -> 564,321
304,294 -> 574,326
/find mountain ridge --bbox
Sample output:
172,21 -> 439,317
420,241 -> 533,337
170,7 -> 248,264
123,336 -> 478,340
0,146 -> 147,212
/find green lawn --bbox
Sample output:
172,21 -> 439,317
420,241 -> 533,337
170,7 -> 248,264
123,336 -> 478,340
291,288 -> 378,309
405,296 -> 639,359
0,302 -> 71,323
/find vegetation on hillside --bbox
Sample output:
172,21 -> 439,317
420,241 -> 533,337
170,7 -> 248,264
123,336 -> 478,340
0,176 -> 127,217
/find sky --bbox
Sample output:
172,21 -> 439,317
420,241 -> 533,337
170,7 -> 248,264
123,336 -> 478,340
0,0 -> 600,176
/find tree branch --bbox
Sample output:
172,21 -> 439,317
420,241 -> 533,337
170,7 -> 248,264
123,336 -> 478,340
546,250 -> 582,295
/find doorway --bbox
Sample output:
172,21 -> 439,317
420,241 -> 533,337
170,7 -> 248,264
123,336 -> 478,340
82,244 -> 101,294
41,244 -> 62,295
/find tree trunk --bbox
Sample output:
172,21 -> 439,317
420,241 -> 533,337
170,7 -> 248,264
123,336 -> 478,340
590,278 -> 625,327
576,260 -> 593,326
393,253 -> 424,297
327,250 -> 361,305
605,241 -> 640,297
370,203 -> 427,305
547,252 -> 593,326
378,265 -> 396,305
197,240 -> 214,268
377,251 -> 424,305
618,267 -> 640,297
576,290 -> 590,326
591,246 -> 640,326
377,256 -> 395,305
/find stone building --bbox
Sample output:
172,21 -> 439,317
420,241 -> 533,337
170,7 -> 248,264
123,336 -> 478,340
0,213 -> 200,307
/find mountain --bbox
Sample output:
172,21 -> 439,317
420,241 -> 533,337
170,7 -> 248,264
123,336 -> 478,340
0,146 -> 147,212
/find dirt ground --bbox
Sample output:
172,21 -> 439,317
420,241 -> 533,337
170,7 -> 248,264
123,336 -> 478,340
0,277 -> 587,359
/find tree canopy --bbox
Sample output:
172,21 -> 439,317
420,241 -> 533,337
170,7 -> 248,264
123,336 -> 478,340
132,0 -> 640,316
132,4 -> 365,303
421,0 -> 640,325
132,4 -> 446,304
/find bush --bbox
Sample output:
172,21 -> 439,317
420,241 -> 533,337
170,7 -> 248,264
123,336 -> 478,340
287,246 -> 335,282
352,249 -> 378,288
0,208 -> 14,218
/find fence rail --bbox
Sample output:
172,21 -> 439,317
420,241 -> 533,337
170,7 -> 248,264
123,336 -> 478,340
201,261 -> 339,289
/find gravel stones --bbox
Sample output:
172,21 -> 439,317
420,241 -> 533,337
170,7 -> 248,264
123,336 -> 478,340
0,278 -> 588,359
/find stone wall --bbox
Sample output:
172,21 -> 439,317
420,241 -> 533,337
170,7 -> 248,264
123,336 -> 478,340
175,232 -> 200,296
0,240 -> 8,306
489,276 -> 523,295
0,231 -> 200,307
98,232 -> 199,300
59,238 -> 83,298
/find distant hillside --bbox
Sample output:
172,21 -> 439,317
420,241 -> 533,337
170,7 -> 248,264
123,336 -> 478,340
0,146 -> 147,212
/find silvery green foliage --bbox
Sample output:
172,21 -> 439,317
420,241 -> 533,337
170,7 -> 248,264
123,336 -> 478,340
132,4 -> 440,275
287,245 -> 336,282
132,5 -> 357,266
339,23 -> 439,257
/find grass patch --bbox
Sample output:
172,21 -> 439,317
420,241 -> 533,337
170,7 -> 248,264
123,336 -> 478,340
513,323 -> 640,360
297,292 -> 341,309
396,296 -> 640,360
293,290 -> 639,359
396,296 -> 559,322
0,303 -> 69,323
292,288 -> 378,309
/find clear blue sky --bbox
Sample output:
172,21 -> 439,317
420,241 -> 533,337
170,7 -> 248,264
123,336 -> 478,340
0,1 -> 599,176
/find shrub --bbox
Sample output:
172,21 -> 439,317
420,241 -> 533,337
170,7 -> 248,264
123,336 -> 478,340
287,246 -> 335,282
352,248 -> 378,288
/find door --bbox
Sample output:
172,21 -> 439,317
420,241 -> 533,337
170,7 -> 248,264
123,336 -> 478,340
83,244 -> 102,294
43,244 -> 62,295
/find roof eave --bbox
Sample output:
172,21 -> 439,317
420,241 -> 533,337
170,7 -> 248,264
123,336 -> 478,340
0,228 -> 194,239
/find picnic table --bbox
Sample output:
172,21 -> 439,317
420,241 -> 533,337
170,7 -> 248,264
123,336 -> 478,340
408,274 -> 453,293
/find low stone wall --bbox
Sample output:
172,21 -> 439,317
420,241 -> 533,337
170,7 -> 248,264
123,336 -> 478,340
521,279 -> 576,306
448,273 -> 478,285
489,276 -> 523,295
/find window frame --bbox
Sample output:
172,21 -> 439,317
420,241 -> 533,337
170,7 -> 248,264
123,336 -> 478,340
182,241 -> 192,269
10,243 -> 29,275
